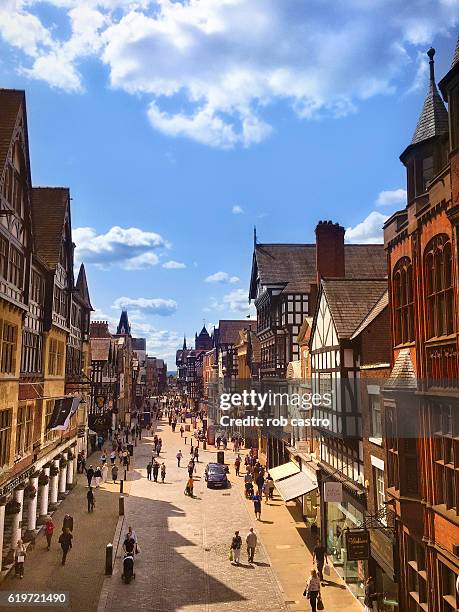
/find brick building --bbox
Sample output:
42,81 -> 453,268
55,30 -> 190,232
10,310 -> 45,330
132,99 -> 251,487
383,42 -> 459,612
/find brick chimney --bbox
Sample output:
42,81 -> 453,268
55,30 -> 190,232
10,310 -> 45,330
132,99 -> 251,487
90,321 -> 111,338
315,220 -> 345,283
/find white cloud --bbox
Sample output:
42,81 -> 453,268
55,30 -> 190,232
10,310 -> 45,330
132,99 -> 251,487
205,271 -> 240,284
0,1 -> 456,146
223,288 -> 256,316
73,225 -> 168,269
162,260 -> 186,269
232,205 -> 244,215
345,211 -> 389,244
376,188 -> 407,207
112,296 -> 178,316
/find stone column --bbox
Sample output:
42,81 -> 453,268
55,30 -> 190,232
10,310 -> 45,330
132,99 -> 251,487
48,458 -> 60,510
24,474 -> 39,541
38,466 -> 51,523
10,486 -> 25,552
58,454 -> 68,499
0,497 -> 6,569
66,451 -> 75,489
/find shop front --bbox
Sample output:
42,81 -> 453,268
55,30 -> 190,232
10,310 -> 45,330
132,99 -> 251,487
368,529 -> 399,611
325,491 -> 366,601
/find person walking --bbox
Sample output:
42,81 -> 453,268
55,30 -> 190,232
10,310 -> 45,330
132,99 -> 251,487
252,492 -> 262,520
176,450 -> 183,467
87,487 -> 95,513
160,462 -> 166,483
193,447 -> 199,463
14,540 -> 26,578
246,528 -> 257,563
304,569 -> 321,612
58,528 -> 73,566
146,461 -> 152,480
256,473 -> 264,496
267,474 -> 275,500
112,464 -> 119,483
62,514 -> 73,533
101,462 -> 108,483
185,476 -> 194,497
86,465 -> 94,488
187,460 -> 195,479
152,460 -> 159,482
94,466 -> 102,488
45,518 -> 55,551
230,531 -> 242,565
263,480 -> 270,503
312,538 -> 328,583
180,425 -> 184,437
216,436 -> 221,449
235,455 -> 241,477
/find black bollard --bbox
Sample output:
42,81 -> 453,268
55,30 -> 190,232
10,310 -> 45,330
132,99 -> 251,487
119,495 -> 125,516
120,479 -> 124,494
105,543 -> 113,575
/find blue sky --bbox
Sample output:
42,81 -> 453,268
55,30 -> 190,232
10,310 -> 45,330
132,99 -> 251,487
0,1 -> 457,365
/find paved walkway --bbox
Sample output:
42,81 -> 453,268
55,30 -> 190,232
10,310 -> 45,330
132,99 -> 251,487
228,459 -> 363,611
99,418 -> 288,612
0,453 -> 120,612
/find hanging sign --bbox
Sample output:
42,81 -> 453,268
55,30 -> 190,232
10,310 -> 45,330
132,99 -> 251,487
346,529 -> 370,561
324,481 -> 343,503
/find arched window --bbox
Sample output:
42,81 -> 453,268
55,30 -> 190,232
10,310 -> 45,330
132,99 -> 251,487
424,235 -> 454,339
393,257 -> 414,345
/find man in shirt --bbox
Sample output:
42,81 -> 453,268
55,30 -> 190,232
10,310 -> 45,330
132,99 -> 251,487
246,528 -> 258,563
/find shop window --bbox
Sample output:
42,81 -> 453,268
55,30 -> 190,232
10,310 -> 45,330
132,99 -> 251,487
440,563 -> 459,610
0,319 -> 17,374
424,235 -> 455,339
0,408 -> 12,468
393,257 -> 414,345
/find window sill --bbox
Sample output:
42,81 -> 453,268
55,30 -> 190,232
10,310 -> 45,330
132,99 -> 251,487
424,334 -> 457,346
369,437 -> 383,447
393,341 -> 415,349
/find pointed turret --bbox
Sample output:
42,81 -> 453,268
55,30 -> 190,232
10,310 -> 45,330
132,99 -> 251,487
410,48 -> 448,146
182,334 -> 187,350
116,310 -> 131,335
400,48 -> 449,205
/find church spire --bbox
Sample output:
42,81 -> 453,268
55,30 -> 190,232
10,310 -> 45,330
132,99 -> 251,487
183,334 -> 187,350
410,48 -> 448,146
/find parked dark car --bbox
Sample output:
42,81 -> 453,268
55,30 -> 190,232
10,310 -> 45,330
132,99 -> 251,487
205,463 -> 228,488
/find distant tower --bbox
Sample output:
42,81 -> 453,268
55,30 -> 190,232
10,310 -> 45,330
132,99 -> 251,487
116,310 -> 131,335
183,334 -> 187,350
195,325 -> 212,350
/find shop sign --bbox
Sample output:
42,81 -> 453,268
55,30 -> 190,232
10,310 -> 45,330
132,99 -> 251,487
346,529 -> 370,561
324,481 -> 343,503
0,468 -> 34,497
88,413 -> 111,434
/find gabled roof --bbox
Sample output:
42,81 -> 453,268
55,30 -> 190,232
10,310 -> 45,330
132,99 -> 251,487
297,317 -> 313,345
410,48 -> 448,147
385,348 -> 417,390
322,279 -> 387,339
31,187 -> 70,270
451,34 -> 459,68
351,290 -> 388,339
250,243 -> 386,298
217,319 -> 255,345
90,338 -> 113,361
75,263 -> 93,310
0,89 -> 24,178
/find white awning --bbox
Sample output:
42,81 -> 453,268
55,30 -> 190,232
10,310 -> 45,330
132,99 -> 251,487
269,462 -> 300,482
275,471 -> 318,502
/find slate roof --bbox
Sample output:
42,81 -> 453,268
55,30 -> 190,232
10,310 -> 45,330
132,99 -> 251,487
218,320 -> 255,345
411,49 -> 448,146
31,187 -> 69,269
90,338 -> 112,361
0,89 -> 24,177
252,243 -> 386,296
351,290 -> 388,339
75,263 -> 93,310
385,348 -> 417,390
322,279 -> 387,339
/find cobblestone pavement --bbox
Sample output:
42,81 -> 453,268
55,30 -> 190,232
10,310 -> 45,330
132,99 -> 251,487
101,418 -> 289,612
0,454 -> 120,612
